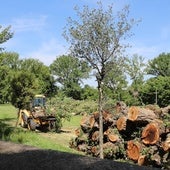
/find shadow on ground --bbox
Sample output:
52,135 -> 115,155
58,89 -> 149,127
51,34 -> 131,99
0,141 -> 161,170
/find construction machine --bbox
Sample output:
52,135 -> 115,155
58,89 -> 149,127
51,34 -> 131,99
18,95 -> 56,131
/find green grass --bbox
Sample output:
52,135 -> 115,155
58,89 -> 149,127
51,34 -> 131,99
0,103 -> 82,154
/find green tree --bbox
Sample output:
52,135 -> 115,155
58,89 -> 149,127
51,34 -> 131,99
81,85 -> 98,100
125,54 -> 146,105
104,58 -> 128,101
50,55 -> 90,99
0,52 -> 20,103
10,71 -> 38,111
147,53 -> 170,77
140,76 -> 170,107
20,58 -> 56,97
0,25 -> 13,51
64,2 -> 138,158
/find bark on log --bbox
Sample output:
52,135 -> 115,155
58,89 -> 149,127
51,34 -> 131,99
141,123 -> 159,145
162,133 -> 170,151
138,155 -> 147,166
128,106 -> 158,123
91,130 -> 99,141
80,115 -> 95,133
127,140 -> 141,161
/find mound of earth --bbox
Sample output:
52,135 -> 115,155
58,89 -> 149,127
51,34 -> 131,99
0,140 -> 160,170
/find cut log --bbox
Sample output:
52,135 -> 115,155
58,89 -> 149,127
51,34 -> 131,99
141,123 -> 159,145
116,116 -> 127,131
127,140 -> 141,161
108,133 -> 119,143
91,130 -> 99,141
75,127 -> 82,137
80,115 -> 94,133
162,133 -> 170,151
128,106 -> 158,123
138,155 -> 147,166
104,128 -> 119,143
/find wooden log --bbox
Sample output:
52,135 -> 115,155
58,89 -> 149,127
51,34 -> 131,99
80,115 -> 95,133
91,130 -> 99,141
141,123 -> 159,145
104,128 -> 119,143
108,133 -> 119,143
128,106 -> 158,123
116,116 -> 127,131
116,101 -> 128,115
138,155 -> 147,166
127,140 -> 141,161
162,133 -> 170,151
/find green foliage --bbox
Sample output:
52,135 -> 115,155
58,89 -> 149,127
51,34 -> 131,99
0,52 -> 20,103
140,76 -> 170,107
81,85 -> 98,100
147,53 -> 170,77
20,58 -> 57,97
0,25 -> 13,51
10,71 -> 39,109
50,55 -> 90,99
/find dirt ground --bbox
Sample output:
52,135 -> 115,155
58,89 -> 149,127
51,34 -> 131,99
0,140 -> 161,170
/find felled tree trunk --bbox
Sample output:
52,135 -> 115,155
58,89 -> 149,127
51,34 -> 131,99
128,106 -> 158,123
162,133 -> 170,151
80,115 -> 95,133
141,123 -> 160,145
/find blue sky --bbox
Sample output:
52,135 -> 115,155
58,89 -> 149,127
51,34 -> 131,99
1,0 -> 170,72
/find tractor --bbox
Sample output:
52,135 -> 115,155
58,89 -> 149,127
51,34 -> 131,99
18,95 -> 56,131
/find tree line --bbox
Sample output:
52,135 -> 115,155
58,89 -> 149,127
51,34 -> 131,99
0,48 -> 170,107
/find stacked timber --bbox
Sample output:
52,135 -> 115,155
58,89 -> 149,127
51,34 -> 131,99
70,102 -> 170,169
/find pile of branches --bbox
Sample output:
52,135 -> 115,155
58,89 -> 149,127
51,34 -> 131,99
70,102 -> 170,169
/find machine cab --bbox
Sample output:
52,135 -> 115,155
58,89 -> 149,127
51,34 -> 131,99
32,95 -> 46,108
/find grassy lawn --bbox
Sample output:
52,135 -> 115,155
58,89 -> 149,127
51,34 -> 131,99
0,104 -> 82,154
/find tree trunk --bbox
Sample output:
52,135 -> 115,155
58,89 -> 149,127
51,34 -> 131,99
98,85 -> 104,159
128,106 -> 158,123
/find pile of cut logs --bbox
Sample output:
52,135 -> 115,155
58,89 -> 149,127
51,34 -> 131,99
70,102 -> 170,169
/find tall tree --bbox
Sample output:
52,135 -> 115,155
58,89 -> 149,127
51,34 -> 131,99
0,52 -> 20,103
64,2 -> 138,158
50,55 -> 90,99
147,53 -> 170,77
125,54 -> 146,105
10,71 -> 38,111
0,25 -> 13,51
140,76 -> 170,107
20,58 -> 56,97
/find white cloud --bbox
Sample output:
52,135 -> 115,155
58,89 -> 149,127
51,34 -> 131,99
11,15 -> 48,32
25,38 -> 68,66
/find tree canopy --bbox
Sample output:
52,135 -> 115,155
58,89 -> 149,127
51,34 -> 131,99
0,25 -> 13,51
147,53 -> 170,77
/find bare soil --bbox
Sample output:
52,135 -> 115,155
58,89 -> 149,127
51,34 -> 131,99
0,140 -> 160,170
